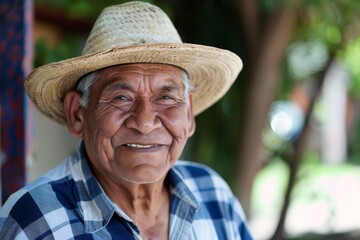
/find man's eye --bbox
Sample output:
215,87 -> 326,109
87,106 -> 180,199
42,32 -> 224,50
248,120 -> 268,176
156,95 -> 178,105
115,95 -> 128,100
160,95 -> 172,100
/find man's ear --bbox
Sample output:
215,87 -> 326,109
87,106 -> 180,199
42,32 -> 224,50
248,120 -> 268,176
63,91 -> 84,138
187,94 -> 196,137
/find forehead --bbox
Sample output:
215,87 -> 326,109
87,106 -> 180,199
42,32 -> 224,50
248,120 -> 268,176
95,63 -> 185,87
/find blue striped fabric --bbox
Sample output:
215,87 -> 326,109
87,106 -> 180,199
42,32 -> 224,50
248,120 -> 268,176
0,142 -> 253,239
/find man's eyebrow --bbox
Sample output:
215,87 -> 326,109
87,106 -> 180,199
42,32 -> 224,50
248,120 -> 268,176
104,82 -> 132,92
159,84 -> 182,92
103,82 -> 183,93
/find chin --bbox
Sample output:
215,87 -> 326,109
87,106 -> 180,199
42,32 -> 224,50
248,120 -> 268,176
122,170 -> 168,185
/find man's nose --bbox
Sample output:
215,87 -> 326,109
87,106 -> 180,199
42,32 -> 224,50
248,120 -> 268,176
125,99 -> 161,134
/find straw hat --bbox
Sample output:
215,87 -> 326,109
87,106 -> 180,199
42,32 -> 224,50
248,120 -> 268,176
25,1 -> 243,124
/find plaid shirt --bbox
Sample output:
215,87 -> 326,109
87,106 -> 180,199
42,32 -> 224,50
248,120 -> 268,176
0,143 -> 253,240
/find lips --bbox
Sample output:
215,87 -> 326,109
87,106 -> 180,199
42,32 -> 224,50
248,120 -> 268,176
126,143 -> 159,149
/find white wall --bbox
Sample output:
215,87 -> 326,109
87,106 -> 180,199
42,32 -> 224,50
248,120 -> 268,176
28,108 -> 79,182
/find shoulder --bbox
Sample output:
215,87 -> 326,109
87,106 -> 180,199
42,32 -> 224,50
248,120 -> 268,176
173,161 -> 253,238
1,159 -> 70,214
174,160 -> 220,178
173,160 -> 232,194
0,160 -> 73,236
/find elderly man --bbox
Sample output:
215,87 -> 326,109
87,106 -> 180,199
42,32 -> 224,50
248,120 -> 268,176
0,1 -> 253,239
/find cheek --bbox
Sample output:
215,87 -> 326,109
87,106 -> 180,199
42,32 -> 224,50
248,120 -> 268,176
89,106 -> 127,131
83,107 -> 127,169
161,108 -> 192,160
163,107 -> 192,136
83,106 -> 129,151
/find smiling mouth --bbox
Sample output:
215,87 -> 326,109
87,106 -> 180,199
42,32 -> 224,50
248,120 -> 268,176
126,144 -> 159,149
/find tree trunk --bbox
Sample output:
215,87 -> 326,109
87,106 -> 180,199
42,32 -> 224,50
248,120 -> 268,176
234,2 -> 300,214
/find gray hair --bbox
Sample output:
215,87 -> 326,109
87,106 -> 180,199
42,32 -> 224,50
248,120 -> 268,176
76,68 -> 193,108
75,72 -> 97,107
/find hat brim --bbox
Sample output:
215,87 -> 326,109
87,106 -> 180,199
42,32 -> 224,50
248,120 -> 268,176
25,43 -> 242,124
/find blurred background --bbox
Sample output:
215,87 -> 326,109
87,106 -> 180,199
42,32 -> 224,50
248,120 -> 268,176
1,0 -> 360,239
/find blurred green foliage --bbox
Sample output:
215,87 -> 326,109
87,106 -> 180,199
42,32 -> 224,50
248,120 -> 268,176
35,0 -> 149,19
340,36 -> 360,98
34,38 -> 83,67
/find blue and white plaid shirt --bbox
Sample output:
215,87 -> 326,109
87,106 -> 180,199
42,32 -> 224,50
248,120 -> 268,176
0,143 -> 253,239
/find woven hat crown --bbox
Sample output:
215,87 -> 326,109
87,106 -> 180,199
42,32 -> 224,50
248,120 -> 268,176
83,1 -> 182,55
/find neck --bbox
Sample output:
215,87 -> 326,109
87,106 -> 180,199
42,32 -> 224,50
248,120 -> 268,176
95,171 -> 170,215
106,177 -> 171,239
117,178 -> 169,213
92,165 -> 171,239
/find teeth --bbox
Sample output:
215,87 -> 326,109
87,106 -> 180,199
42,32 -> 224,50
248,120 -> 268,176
126,144 -> 158,148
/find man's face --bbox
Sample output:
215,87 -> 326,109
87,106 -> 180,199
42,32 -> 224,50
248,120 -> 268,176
79,64 -> 195,185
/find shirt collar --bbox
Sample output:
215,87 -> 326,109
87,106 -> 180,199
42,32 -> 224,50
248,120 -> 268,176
167,167 -> 200,209
69,142 -> 116,233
